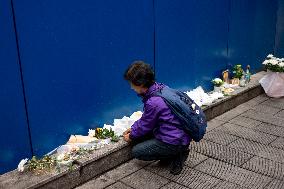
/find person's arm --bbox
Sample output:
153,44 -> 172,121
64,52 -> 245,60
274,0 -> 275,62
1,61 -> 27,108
129,98 -> 160,140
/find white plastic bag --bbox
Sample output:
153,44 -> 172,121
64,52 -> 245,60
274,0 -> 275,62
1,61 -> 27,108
259,72 -> 284,98
185,86 -> 224,106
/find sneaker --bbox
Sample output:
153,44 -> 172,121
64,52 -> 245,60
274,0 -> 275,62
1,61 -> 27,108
182,149 -> 190,162
170,149 -> 190,175
170,158 -> 183,175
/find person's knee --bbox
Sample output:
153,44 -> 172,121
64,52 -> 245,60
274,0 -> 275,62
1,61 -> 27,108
132,145 -> 143,160
131,139 -> 161,161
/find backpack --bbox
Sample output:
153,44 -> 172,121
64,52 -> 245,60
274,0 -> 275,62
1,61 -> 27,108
154,86 -> 207,142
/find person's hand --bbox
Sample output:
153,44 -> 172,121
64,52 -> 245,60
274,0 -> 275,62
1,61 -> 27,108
123,133 -> 132,142
123,128 -> 131,135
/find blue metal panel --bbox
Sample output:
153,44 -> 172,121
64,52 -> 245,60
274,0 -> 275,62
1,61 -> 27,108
228,0 -> 277,73
155,0 -> 229,91
0,0 -> 32,174
12,0 -> 153,156
275,0 -> 284,57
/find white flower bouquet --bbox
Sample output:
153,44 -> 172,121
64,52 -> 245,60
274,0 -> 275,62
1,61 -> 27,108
260,54 -> 284,98
211,78 -> 224,87
262,54 -> 284,72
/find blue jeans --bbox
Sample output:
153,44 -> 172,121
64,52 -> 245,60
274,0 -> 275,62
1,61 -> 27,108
131,138 -> 189,161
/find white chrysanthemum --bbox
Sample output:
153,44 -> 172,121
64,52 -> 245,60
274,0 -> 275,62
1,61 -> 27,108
88,129 -> 96,137
213,78 -> 222,83
262,60 -> 269,65
17,158 -> 28,172
269,59 -> 278,65
103,124 -> 113,130
267,54 -> 274,59
279,62 -> 284,67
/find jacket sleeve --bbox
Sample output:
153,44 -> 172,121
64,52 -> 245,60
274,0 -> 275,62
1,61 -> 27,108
129,99 -> 159,139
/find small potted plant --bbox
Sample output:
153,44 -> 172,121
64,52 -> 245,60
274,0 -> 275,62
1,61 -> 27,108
231,64 -> 244,85
211,78 -> 224,92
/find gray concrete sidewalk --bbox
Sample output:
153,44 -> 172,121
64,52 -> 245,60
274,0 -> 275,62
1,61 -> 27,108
76,94 -> 284,189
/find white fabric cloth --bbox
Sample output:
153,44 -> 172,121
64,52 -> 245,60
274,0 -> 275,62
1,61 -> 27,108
259,72 -> 284,98
103,111 -> 142,136
185,86 -> 224,106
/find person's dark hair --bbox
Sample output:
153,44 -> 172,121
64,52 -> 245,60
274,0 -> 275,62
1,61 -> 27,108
124,60 -> 155,88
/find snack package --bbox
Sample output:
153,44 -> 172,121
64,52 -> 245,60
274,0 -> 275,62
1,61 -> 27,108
67,135 -> 96,143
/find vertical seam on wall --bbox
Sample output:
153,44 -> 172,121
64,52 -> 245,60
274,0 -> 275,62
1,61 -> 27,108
10,0 -> 34,156
226,0 -> 231,68
153,0 -> 156,74
273,0 -> 279,55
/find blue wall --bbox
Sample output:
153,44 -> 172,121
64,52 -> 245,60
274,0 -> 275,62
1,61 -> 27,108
0,0 -> 281,174
155,0 -> 229,91
275,0 -> 284,57
228,0 -> 277,73
0,0 -> 32,173
12,0 -> 154,156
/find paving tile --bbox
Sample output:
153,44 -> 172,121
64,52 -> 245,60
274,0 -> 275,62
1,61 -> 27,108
212,181 -> 248,189
251,104 -> 282,115
216,123 -> 277,144
102,159 -> 151,181
229,116 -> 262,129
254,123 -> 284,137
228,138 -> 272,156
234,103 -> 256,112
241,94 -> 269,107
275,109 -> 284,118
241,156 -> 284,180
105,182 -> 133,189
145,163 -> 221,189
261,98 -> 284,109
191,140 -> 253,166
227,166 -> 273,189
76,174 -> 115,189
257,148 -> 284,165
264,179 -> 284,189
214,147 -> 253,166
160,182 -> 190,189
203,130 -> 239,145
190,140 -> 224,158
194,158 -> 235,179
215,105 -> 250,122
185,151 -> 208,168
228,138 -> 284,163
270,137 -> 284,150
206,119 -> 226,132
242,109 -> 284,128
195,158 -> 273,189
121,169 -> 169,189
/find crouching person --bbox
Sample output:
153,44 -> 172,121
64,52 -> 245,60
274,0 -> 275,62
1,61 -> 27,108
123,61 -> 191,175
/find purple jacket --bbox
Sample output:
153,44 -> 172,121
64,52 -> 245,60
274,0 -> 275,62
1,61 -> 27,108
130,82 -> 191,145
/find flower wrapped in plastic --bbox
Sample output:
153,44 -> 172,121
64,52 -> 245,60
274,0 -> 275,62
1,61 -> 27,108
260,54 -> 284,98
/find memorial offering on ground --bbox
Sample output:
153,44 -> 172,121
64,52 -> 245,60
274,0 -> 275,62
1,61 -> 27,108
17,111 -> 142,174
17,71 -> 255,174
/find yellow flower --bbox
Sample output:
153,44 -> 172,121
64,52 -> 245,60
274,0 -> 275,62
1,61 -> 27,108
96,128 -> 103,132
